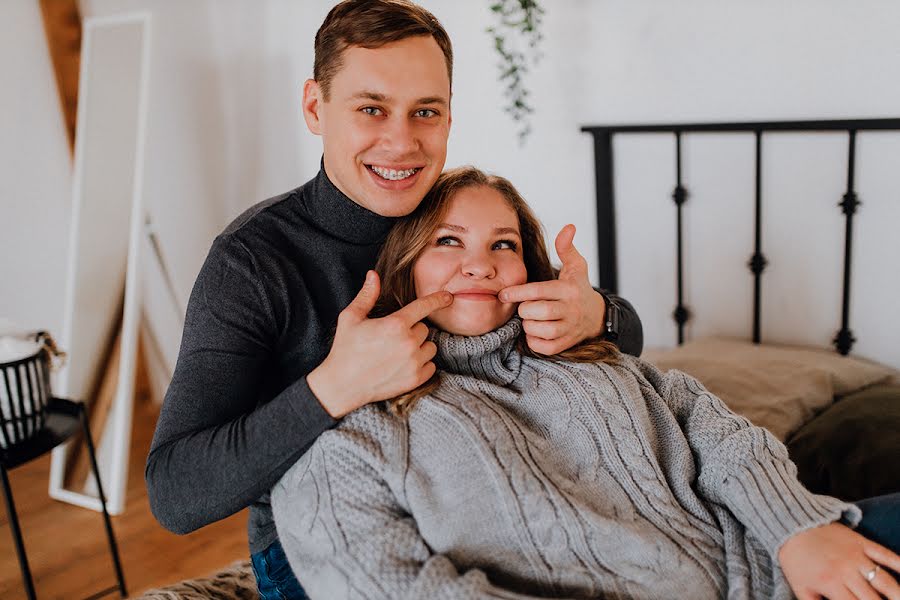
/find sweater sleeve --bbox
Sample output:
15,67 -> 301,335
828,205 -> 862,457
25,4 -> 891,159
632,358 -> 861,558
271,411 -> 546,600
145,237 -> 336,534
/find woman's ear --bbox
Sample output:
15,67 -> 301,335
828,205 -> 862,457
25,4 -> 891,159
302,79 -> 323,135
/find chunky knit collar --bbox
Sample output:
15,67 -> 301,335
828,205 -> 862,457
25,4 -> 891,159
294,160 -> 396,245
429,317 -> 523,386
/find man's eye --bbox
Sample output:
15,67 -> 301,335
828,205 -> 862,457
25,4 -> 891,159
493,239 -> 518,251
415,108 -> 438,118
437,236 -> 461,247
361,107 -> 383,116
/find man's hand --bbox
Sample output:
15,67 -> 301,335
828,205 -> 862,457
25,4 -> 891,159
307,271 -> 453,418
498,224 -> 606,356
779,522 -> 900,600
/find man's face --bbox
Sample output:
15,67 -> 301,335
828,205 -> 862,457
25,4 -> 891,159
303,36 -> 451,217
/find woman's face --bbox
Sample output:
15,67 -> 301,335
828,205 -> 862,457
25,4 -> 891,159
413,185 -> 528,335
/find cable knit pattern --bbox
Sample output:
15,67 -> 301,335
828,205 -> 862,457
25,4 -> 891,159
272,318 -> 861,599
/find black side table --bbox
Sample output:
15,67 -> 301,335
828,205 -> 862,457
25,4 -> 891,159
0,397 -> 127,600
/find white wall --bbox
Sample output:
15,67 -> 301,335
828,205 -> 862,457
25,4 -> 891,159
0,0 -> 73,337
253,0 -> 900,365
3,1 -> 899,383
561,1 -> 900,366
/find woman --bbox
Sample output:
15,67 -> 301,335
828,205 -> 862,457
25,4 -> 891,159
271,167 -> 900,599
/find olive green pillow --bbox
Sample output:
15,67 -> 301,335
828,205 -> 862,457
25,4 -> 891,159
787,384 -> 900,502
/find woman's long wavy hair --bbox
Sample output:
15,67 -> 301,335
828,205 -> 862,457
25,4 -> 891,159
374,166 -> 619,416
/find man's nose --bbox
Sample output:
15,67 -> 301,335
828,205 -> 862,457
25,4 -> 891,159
382,116 -> 419,156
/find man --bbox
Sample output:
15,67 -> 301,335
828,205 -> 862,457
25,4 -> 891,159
146,1 -> 643,598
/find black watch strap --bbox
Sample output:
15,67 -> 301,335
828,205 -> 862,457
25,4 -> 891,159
600,293 -> 621,342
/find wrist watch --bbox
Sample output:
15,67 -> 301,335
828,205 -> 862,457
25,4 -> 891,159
600,292 -> 621,342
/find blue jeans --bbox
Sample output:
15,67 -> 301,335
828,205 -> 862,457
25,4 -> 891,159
854,491 -> 900,554
250,539 -> 309,600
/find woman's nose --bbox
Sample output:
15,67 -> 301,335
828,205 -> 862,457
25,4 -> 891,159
462,253 -> 496,279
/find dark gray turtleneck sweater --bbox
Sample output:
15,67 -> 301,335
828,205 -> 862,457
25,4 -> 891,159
272,317 -> 860,599
146,168 -> 645,554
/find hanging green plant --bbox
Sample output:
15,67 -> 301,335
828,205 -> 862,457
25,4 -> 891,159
487,0 -> 544,144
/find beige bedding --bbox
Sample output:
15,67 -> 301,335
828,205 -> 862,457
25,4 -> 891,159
132,560 -> 257,599
641,337 -> 896,441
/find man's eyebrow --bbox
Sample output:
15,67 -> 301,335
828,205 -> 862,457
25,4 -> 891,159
416,96 -> 448,106
435,223 -> 521,236
349,91 -> 448,106
350,91 -> 389,102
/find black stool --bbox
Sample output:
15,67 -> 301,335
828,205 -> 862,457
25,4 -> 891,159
1,351 -> 127,599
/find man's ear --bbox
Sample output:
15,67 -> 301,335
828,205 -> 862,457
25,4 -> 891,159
446,92 -> 453,130
302,79 -> 323,135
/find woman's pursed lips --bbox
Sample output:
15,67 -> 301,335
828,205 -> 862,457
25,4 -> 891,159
451,288 -> 500,301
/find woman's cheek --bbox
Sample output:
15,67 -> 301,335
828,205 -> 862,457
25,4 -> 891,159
503,257 -> 528,286
412,259 -> 434,298
517,263 -> 528,285
413,252 -> 453,297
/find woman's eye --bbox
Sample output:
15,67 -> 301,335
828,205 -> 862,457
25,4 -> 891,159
492,239 -> 518,251
415,108 -> 438,118
436,236 -> 461,247
361,107 -> 383,116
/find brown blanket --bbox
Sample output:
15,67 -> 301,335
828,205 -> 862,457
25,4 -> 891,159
132,560 -> 257,600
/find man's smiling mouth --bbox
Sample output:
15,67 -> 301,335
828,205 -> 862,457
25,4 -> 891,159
367,165 -> 421,181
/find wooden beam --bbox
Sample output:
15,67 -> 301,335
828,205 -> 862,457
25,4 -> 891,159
38,0 -> 82,154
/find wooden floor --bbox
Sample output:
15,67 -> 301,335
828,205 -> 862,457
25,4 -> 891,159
0,395 -> 248,599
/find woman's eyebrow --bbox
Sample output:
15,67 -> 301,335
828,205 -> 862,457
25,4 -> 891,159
436,223 -> 466,232
494,227 -> 521,237
435,223 -> 521,237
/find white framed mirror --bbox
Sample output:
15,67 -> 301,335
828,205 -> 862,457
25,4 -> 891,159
49,12 -> 151,515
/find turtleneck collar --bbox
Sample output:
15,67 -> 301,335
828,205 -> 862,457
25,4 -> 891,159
429,317 -> 523,386
295,160 -> 396,245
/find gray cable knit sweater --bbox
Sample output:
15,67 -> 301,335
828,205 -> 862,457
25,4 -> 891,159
271,318 -> 861,599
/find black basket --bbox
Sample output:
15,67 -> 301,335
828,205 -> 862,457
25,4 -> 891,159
0,335 -> 56,450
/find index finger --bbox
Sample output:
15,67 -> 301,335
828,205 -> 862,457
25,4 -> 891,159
498,280 -> 566,304
392,291 -> 453,326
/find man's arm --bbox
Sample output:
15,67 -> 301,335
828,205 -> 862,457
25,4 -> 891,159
145,237 -> 335,534
146,243 -> 452,534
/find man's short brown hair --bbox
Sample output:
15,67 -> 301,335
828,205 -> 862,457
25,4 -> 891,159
314,0 -> 453,100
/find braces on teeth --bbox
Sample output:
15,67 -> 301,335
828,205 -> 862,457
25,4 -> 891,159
370,166 -> 419,181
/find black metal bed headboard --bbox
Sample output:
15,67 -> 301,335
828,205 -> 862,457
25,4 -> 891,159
580,118 -> 900,355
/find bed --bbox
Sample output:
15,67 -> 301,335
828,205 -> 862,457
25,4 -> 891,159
581,117 -> 900,503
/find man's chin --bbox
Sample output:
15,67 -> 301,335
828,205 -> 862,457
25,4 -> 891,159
362,189 -> 426,218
